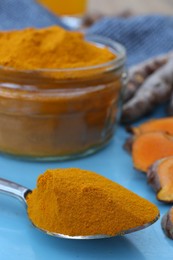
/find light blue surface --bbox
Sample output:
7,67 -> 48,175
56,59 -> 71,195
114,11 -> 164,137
0,107 -> 172,260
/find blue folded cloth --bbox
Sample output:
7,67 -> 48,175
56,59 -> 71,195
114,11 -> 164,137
1,0 -> 173,66
0,0 -> 66,29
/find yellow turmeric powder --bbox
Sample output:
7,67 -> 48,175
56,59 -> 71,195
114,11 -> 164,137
26,168 -> 159,236
0,26 -> 115,70
0,26 -> 123,159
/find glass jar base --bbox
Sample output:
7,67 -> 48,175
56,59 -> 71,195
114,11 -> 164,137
0,135 -> 113,162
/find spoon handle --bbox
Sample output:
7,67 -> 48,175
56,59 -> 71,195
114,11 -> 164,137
0,178 -> 31,203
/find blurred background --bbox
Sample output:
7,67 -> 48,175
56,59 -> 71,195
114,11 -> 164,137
37,0 -> 173,18
89,0 -> 173,15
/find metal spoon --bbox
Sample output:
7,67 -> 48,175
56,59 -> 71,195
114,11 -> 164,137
0,177 -> 159,240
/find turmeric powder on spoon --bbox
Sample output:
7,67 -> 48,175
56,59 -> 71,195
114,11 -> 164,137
26,168 -> 159,237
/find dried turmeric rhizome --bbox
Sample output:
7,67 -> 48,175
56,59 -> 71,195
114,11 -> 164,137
27,168 -> 159,237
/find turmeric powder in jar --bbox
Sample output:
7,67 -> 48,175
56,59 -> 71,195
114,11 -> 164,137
0,26 -> 126,160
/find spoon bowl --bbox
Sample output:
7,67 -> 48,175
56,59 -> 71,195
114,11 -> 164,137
0,177 -> 159,239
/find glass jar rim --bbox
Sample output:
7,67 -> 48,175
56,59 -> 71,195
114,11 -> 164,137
0,35 -> 126,75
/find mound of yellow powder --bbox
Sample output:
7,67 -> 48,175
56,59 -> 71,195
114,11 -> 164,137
26,168 -> 159,237
0,26 -> 115,70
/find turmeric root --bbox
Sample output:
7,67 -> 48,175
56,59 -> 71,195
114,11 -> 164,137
161,207 -> 173,239
147,157 -> 173,202
82,13 -> 104,28
128,117 -> 173,136
123,136 -> 134,154
123,53 -> 169,102
168,92 -> 173,116
132,132 -> 173,172
122,56 -> 173,123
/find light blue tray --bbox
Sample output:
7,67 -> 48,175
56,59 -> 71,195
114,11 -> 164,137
0,107 -> 172,260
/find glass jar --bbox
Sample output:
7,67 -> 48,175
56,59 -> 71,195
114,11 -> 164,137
0,36 -> 126,160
